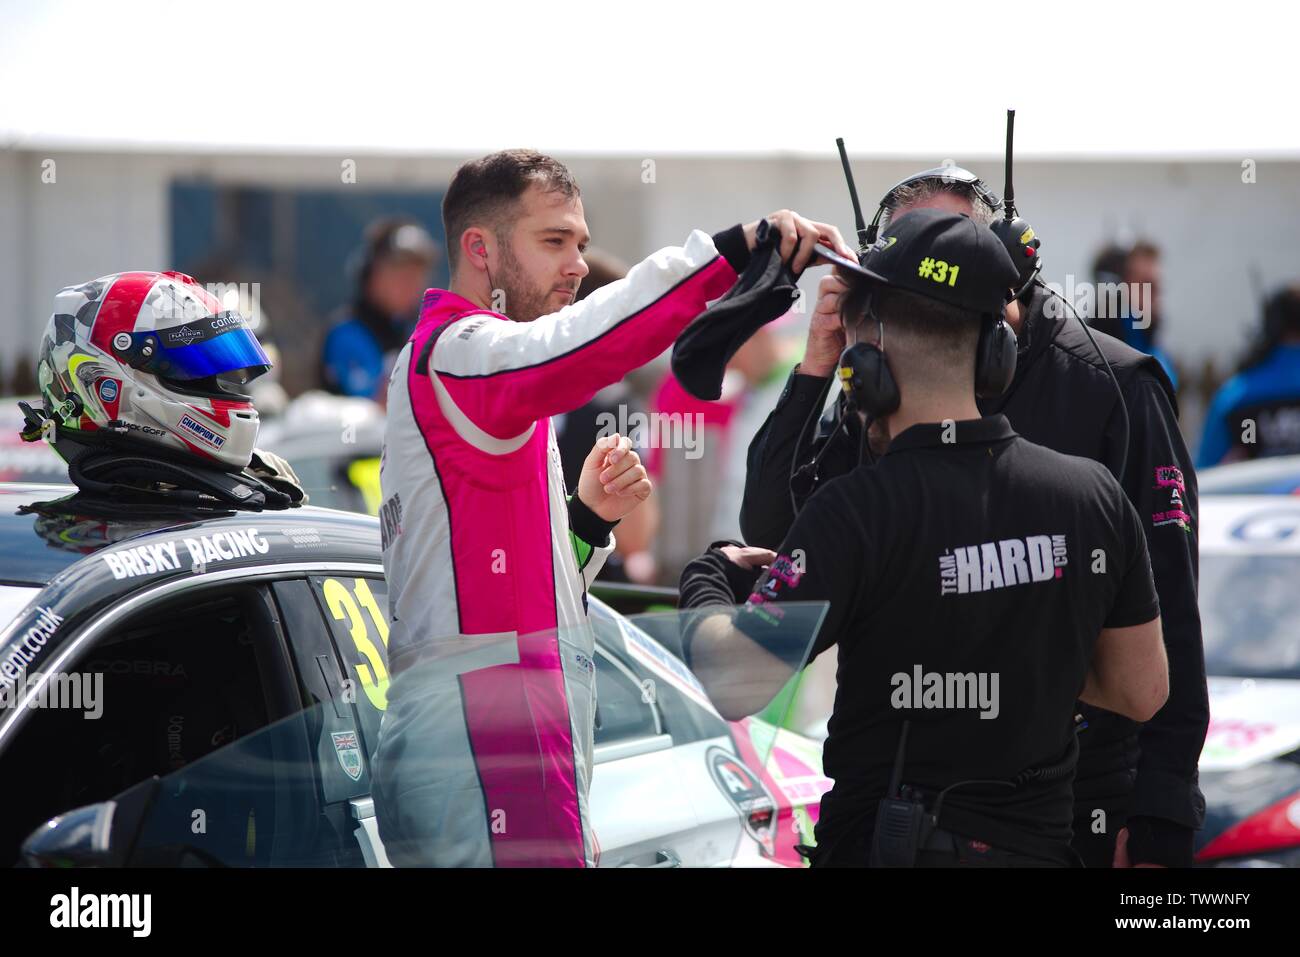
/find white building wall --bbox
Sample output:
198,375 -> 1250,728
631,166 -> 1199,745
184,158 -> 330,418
2,148 -> 1297,391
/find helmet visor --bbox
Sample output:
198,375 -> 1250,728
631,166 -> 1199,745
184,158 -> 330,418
119,312 -> 272,382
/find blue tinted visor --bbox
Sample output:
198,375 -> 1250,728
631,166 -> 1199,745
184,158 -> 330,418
121,312 -> 272,382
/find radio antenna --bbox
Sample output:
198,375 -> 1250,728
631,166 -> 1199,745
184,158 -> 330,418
1002,109 -> 1017,220
836,137 -> 870,252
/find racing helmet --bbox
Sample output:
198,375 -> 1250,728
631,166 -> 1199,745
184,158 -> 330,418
35,271 -> 272,470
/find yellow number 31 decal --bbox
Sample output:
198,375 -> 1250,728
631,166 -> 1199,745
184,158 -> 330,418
322,578 -> 390,712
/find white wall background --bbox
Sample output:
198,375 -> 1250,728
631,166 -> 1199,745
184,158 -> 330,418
2,147 -> 1296,378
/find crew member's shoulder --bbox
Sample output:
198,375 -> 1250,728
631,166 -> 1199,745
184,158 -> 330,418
799,464 -> 891,518
1047,315 -> 1161,379
1046,314 -> 1177,407
1008,435 -> 1121,496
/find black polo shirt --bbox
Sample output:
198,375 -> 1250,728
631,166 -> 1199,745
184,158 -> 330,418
734,414 -> 1160,864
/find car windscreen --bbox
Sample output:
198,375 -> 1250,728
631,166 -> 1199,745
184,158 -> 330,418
1200,553 -> 1300,679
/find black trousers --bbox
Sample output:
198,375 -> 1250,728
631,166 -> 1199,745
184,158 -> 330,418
914,830 -> 1069,868
808,826 -> 1072,868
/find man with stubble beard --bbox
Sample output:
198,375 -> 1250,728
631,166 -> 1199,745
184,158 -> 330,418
374,148 -> 853,867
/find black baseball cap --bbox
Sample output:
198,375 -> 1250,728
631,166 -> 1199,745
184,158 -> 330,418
816,207 -> 1021,317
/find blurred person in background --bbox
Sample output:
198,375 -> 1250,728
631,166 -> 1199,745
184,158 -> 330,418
649,325 -> 783,580
555,248 -> 661,584
321,217 -> 439,401
1087,242 -> 1130,342
1198,284 -> 1300,466
1116,241 -> 1179,391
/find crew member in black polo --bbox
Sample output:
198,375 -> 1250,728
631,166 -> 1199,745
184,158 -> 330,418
679,209 -> 1168,867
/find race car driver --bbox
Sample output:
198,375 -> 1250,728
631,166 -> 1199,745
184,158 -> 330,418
18,270 -> 304,512
373,148 -> 853,867
738,168 -> 1207,868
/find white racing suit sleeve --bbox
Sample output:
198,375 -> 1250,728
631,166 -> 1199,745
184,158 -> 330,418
423,230 -> 737,443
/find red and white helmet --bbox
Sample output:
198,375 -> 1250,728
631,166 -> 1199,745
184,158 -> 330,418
36,271 -> 272,470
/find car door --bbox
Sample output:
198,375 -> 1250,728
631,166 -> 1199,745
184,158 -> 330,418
269,575 -> 389,866
2,572 -> 360,866
587,642 -> 702,867
588,600 -> 782,867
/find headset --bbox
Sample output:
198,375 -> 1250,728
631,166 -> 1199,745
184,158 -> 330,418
836,283 -> 1019,420
833,119 -> 1020,421
789,110 -> 1132,508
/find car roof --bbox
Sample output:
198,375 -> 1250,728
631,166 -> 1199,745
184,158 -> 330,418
1200,495 -> 1300,555
0,482 -> 381,587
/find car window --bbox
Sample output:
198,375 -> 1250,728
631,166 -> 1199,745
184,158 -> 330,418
589,601 -> 731,747
0,583 -> 301,865
117,700 -> 368,867
594,648 -> 659,746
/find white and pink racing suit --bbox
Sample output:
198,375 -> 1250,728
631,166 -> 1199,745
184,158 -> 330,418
373,229 -> 738,867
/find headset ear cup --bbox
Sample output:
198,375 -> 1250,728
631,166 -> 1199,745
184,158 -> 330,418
974,317 -> 1017,398
839,342 -> 899,417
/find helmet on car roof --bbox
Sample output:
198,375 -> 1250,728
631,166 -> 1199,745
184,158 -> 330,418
36,271 -> 272,469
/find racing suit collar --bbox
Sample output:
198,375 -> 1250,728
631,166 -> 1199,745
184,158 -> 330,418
416,288 -> 499,326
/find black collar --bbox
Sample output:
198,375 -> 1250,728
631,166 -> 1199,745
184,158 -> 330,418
885,414 -> 1017,455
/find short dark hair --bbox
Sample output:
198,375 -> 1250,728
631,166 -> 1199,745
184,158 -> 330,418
841,282 -> 982,386
442,149 -> 580,270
